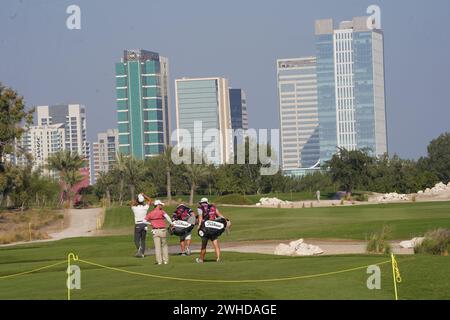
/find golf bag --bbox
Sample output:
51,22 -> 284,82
198,217 -> 228,240
170,220 -> 194,237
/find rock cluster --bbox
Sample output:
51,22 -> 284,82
274,239 -> 324,256
256,197 -> 292,207
377,193 -> 409,202
417,182 -> 450,195
399,237 -> 424,249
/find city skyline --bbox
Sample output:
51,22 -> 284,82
1,0 -> 449,160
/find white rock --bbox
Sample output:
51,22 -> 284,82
289,239 -> 304,248
257,197 -> 292,207
274,239 -> 323,256
418,190 -> 423,194
399,237 -> 425,249
418,182 -> 450,195
294,243 -> 324,256
377,192 -> 409,202
274,243 -> 296,256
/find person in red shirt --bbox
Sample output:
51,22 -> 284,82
145,200 -> 173,265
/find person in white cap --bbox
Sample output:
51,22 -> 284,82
196,197 -> 226,263
131,193 -> 152,258
145,200 -> 173,265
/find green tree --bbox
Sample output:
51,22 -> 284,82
327,148 -> 373,193
427,132 -> 450,183
46,150 -> 85,208
184,163 -> 209,205
0,84 -> 34,172
114,153 -> 129,205
161,145 -> 174,201
116,154 -> 145,202
95,171 -> 115,206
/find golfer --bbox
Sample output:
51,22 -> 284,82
145,200 -> 173,265
196,198 -> 226,263
131,193 -> 152,258
172,204 -> 196,256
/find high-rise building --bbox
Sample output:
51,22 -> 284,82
115,49 -> 170,160
315,17 -> 387,163
277,57 -> 320,175
36,104 -> 90,160
229,88 -> 248,149
16,123 -> 66,173
175,77 -> 233,164
229,88 -> 248,132
35,104 -> 91,182
92,129 -> 119,183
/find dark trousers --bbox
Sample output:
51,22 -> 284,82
134,223 -> 147,254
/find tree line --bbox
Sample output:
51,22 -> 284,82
1,83 -> 449,210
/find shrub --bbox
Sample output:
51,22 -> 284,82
354,193 -> 369,202
213,194 -> 253,205
367,226 -> 392,254
415,228 -> 450,256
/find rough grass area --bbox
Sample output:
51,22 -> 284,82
415,228 -> 450,256
0,209 -> 64,244
214,194 -> 254,205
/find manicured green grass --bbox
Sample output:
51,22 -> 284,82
104,201 -> 450,241
0,236 -> 449,300
167,191 -> 335,205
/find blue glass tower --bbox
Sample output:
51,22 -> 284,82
315,17 -> 387,164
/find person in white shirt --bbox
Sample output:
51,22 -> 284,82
131,193 -> 152,258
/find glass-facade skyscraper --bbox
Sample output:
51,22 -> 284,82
315,17 -> 387,163
229,88 -> 248,149
116,50 -> 170,160
277,57 -> 320,174
175,77 -> 233,164
229,89 -> 248,132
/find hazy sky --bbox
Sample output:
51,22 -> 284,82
1,0 -> 449,159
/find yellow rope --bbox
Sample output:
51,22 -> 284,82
77,258 -> 391,284
391,253 -> 402,300
0,261 -> 66,280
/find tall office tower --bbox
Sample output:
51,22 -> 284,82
115,50 -> 170,160
175,77 -> 233,164
229,88 -> 249,131
92,129 -> 119,183
277,57 -> 320,175
229,88 -> 249,148
16,123 -> 66,173
315,17 -> 387,163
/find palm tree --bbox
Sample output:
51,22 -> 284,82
47,150 -> 85,208
184,163 -> 209,205
96,171 -> 115,207
115,153 -> 144,203
114,153 -> 127,206
161,145 -> 174,202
